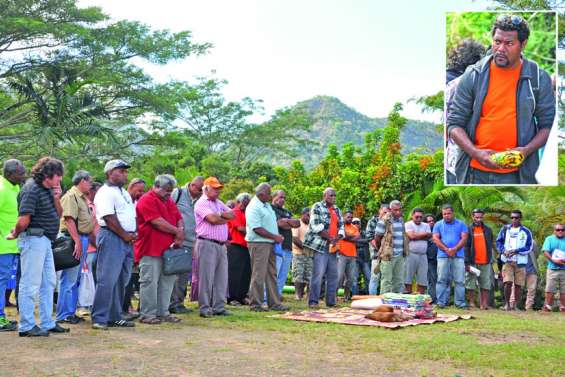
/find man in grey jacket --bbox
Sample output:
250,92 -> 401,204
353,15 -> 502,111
447,14 -> 555,184
168,176 -> 203,314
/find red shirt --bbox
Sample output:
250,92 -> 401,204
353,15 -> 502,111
134,190 -> 182,263
228,204 -> 247,247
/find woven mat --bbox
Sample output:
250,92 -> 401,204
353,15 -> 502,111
272,308 -> 472,329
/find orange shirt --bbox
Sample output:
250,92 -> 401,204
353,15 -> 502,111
338,223 -> 359,257
470,61 -> 522,173
472,224 -> 488,265
328,206 -> 338,253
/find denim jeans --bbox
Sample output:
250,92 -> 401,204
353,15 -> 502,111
336,254 -> 357,290
436,257 -> 466,308
0,253 -> 18,318
368,259 -> 381,295
275,249 -> 293,298
308,252 -> 338,306
17,235 -> 57,332
56,235 -> 89,320
352,259 -> 371,295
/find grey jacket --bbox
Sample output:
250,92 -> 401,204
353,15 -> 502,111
447,55 -> 555,184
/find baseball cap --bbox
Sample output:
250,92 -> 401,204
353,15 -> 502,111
204,176 -> 224,189
104,159 -> 131,173
352,217 -> 361,223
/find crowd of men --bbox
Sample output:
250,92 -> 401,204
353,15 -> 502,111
0,157 -> 563,337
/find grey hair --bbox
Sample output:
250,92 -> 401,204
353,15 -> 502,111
389,200 -> 402,208
191,176 -> 204,184
236,192 -> 251,203
323,187 -> 335,196
154,174 -> 177,189
3,159 -> 24,176
272,189 -> 285,198
72,170 -> 91,186
255,182 -> 271,195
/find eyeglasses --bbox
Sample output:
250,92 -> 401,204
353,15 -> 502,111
414,216 -> 423,219
556,228 -> 565,232
497,14 -> 523,26
510,216 -> 521,219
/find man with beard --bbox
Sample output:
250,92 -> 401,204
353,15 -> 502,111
447,14 -> 555,184
464,209 -> 494,310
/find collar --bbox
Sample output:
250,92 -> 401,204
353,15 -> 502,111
0,175 -> 18,189
69,185 -> 87,199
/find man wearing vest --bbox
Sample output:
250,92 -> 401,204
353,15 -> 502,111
447,14 -> 555,184
464,209 -> 494,310
496,210 -> 533,311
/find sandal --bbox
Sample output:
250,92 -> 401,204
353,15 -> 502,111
159,315 -> 181,323
139,317 -> 162,325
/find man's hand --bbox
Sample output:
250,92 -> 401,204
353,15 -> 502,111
123,232 -> 137,244
72,241 -> 82,260
552,258 -> 565,266
6,229 -> 16,240
52,184 -> 62,200
273,234 -> 284,244
472,149 -> 500,170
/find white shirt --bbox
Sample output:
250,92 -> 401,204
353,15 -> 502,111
94,184 -> 137,232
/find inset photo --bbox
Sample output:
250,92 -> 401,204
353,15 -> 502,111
445,12 -> 558,185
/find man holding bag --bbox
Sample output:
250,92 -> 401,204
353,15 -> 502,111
135,175 -> 184,324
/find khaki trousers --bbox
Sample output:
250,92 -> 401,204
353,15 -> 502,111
248,242 -> 280,309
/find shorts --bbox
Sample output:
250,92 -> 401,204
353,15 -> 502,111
404,253 -> 428,286
502,263 -> 526,286
464,263 -> 492,290
292,254 -> 313,284
545,269 -> 565,294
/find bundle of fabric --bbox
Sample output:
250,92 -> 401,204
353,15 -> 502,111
382,293 -> 431,310
400,302 -> 435,319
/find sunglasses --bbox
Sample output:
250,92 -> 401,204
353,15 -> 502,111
497,14 -> 523,26
556,228 -> 565,232
352,221 -> 360,224
510,216 -> 521,219
414,216 -> 423,219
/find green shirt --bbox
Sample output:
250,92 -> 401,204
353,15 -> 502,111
245,196 -> 278,243
0,176 -> 20,254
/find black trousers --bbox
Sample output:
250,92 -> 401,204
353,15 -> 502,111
123,270 -> 140,312
227,243 -> 251,303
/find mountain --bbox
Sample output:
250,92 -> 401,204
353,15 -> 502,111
288,96 -> 442,168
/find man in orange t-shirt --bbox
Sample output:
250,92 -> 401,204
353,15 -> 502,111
336,211 -> 360,301
448,14 -> 555,184
464,209 -> 494,310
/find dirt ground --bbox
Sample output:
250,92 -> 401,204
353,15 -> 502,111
0,309 -> 464,377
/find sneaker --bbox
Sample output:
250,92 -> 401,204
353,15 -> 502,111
250,306 -> 268,312
270,304 -> 289,312
58,315 -> 83,324
107,320 -> 135,327
92,322 -> 108,330
48,324 -> 70,333
122,312 -> 140,321
213,309 -> 232,316
19,325 -> 49,337
0,317 -> 17,332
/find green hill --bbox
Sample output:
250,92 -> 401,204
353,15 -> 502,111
289,96 -> 442,168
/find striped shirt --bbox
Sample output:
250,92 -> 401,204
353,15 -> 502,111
18,178 -> 60,241
194,194 -> 229,242
375,215 -> 405,257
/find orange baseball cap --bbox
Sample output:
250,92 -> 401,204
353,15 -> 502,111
204,176 -> 224,189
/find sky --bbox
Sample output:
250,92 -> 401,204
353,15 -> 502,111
79,0 -> 496,122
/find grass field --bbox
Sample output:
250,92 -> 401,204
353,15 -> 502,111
0,298 -> 563,377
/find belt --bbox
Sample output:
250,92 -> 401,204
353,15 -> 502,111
197,236 -> 226,246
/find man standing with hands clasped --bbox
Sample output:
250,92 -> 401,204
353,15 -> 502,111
91,160 -> 137,330
541,224 -> 565,312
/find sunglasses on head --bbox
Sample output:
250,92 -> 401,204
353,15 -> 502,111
497,14 -> 523,26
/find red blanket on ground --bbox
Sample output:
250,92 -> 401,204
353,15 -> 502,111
273,308 -> 472,329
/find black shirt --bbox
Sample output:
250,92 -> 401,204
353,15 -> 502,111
272,205 -> 293,251
18,178 -> 60,241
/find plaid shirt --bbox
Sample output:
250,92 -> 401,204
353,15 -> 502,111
303,200 -> 345,254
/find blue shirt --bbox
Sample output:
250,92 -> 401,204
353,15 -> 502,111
542,235 -> 565,270
433,219 -> 468,258
245,196 -> 278,243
